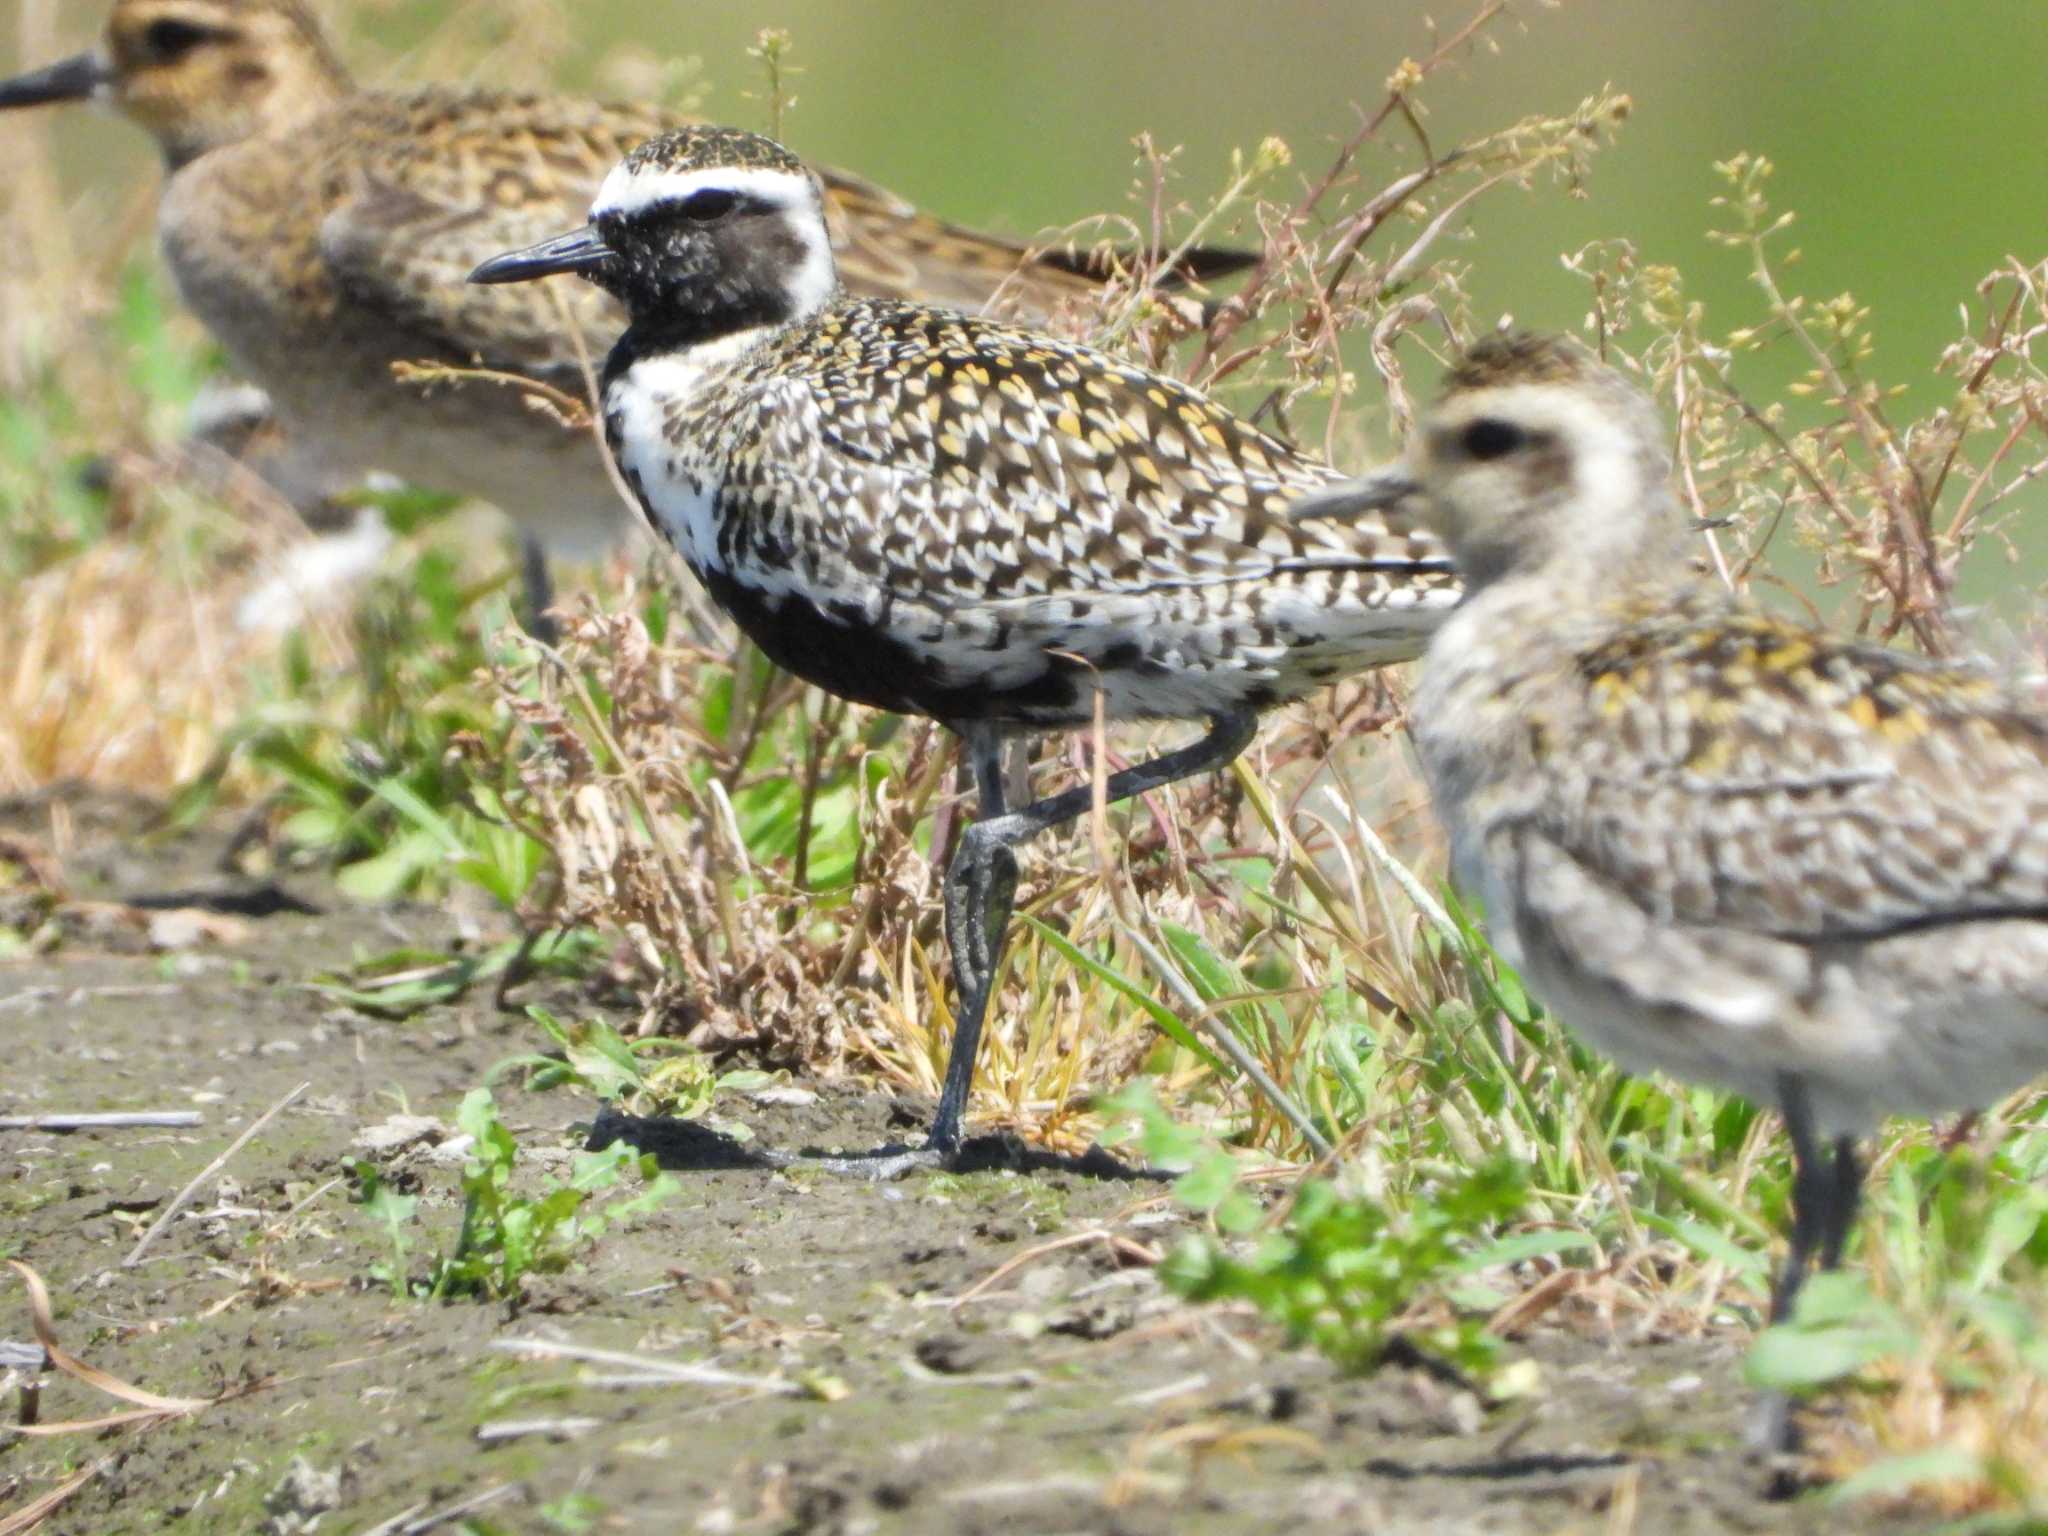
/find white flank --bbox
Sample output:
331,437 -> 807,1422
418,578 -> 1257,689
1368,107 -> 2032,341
605,329 -> 769,577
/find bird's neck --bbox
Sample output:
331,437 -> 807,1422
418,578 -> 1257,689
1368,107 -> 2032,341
601,310 -> 794,397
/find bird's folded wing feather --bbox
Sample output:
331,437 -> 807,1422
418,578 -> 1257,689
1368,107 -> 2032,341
1522,609 -> 2048,941
314,90 -> 664,389
737,307 -> 1452,605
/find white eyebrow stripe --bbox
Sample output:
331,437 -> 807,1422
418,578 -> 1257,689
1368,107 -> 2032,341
590,163 -> 816,220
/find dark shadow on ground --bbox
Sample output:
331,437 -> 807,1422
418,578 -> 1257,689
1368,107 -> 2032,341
585,1104 -> 1169,1182
1363,1451 -> 1636,1482
129,884 -> 324,917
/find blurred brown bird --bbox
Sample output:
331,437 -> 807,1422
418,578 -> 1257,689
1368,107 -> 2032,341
0,0 -> 1255,625
1301,331 -> 2048,1449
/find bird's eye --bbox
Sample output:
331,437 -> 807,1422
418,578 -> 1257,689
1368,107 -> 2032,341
1459,418 -> 1527,462
678,188 -> 740,221
143,17 -> 217,58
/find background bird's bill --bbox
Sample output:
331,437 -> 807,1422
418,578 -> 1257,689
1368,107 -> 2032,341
0,52 -> 110,109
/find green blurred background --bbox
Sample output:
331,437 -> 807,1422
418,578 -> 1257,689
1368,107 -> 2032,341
6,0 -> 2045,438
11,0 -> 2044,392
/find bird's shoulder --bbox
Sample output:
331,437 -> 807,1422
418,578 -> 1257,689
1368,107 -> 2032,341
309,87 -> 674,379
1559,599 -> 2034,778
1517,594 -> 2048,939
790,302 -> 1310,480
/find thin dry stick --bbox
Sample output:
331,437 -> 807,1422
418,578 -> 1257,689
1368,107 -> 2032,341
951,1228 -> 1162,1309
359,1482 -> 522,1536
1319,786 -> 1460,948
0,1112 -> 201,1131
122,1082 -> 309,1268
1122,925 -> 1333,1160
0,1457 -> 113,1536
473,1417 -> 602,1445
489,1337 -> 803,1396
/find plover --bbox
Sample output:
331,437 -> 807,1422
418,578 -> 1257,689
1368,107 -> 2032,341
0,0 -> 1253,626
471,125 -> 1460,1172
1301,332 -> 2048,1420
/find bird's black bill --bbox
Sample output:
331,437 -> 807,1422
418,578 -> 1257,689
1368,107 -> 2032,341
1287,466 -> 1420,524
467,226 -> 614,285
0,52 -> 110,110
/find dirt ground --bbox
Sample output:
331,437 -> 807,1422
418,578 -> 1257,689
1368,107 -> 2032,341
1,791 -> 1910,1535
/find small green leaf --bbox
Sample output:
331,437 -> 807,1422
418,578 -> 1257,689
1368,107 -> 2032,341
1824,1447 -> 1987,1507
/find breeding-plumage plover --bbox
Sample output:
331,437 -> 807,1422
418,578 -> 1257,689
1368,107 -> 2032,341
1298,331 -> 2048,1444
471,125 -> 1460,1172
0,0 -> 1254,628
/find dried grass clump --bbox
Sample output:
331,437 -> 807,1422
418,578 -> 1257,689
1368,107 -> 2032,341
487,605 -> 928,1079
489,597 -> 1464,1155
0,480 -> 268,795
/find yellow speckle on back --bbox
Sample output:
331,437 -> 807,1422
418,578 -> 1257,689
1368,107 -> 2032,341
1762,639 -> 1814,672
1848,694 -> 1880,731
1700,694 -> 1743,726
1686,733 -> 1736,774
1590,672 -> 1629,715
1882,708 -> 1931,743
1055,410 -> 1084,438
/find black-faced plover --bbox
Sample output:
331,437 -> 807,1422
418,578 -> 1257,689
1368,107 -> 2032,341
471,125 -> 1460,1172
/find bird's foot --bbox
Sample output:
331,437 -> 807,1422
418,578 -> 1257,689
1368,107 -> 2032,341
1746,1391 -> 1816,1500
766,1142 -> 957,1181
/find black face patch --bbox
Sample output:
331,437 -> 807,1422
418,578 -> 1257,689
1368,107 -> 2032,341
677,187 -> 740,221
593,197 -> 819,343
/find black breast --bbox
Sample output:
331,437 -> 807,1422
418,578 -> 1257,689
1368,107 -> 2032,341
701,571 -> 1085,725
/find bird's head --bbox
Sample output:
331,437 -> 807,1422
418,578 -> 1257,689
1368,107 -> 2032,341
469,125 -> 837,339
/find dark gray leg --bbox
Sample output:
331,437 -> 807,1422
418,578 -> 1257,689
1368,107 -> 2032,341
1755,1078 -> 1865,1460
521,535 -> 559,644
1771,1076 -> 1829,1326
925,709 -> 1258,1153
1818,1136 -> 1861,1273
797,709 -> 1258,1178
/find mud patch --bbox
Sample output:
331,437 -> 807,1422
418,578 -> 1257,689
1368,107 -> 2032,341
2,795 -> 1894,1534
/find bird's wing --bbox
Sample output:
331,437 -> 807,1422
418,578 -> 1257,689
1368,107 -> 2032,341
318,83 -> 1228,371
1519,604 -> 2048,942
736,304 -> 1453,606
314,89 -> 665,391
816,162 -> 1257,319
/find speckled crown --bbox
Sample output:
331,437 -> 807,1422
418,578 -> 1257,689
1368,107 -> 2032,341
1442,332 -> 1600,396
618,125 -> 807,180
